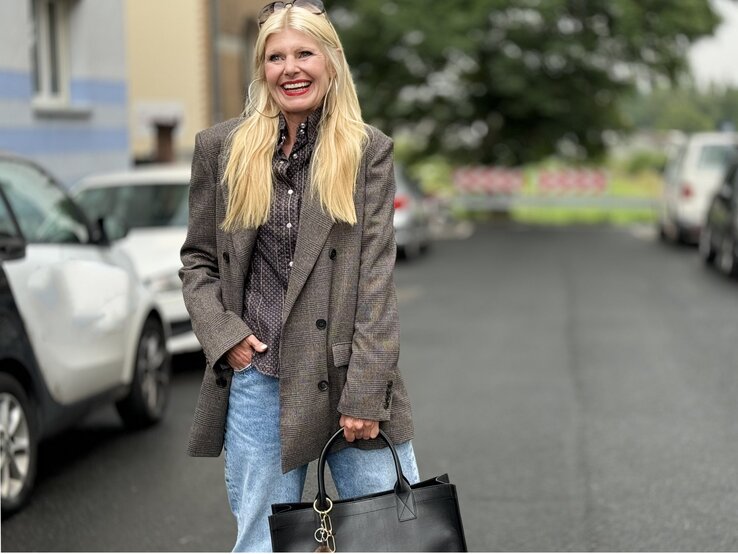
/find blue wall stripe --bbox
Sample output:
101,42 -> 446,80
70,79 -> 127,105
0,127 -> 129,154
0,70 -> 33,100
0,69 -> 127,105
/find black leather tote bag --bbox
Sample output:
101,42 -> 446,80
269,428 -> 467,552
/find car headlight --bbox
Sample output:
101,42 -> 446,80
143,273 -> 182,294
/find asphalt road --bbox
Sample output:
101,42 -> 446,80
5,223 -> 738,551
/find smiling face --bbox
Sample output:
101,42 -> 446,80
264,28 -> 332,124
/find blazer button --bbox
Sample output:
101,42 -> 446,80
329,248 -> 337,260
222,252 -> 230,263
316,319 -> 327,330
318,380 -> 329,391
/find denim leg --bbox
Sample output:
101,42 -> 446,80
327,440 -> 420,499
224,368 -> 307,552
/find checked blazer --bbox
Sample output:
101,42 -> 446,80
180,118 -> 414,473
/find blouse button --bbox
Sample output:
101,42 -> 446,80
286,222 -> 292,228
288,189 -> 294,195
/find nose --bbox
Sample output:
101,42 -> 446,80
283,55 -> 299,77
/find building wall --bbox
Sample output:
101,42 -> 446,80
125,0 -> 210,163
124,0 -> 262,163
217,0 -> 262,121
0,0 -> 130,186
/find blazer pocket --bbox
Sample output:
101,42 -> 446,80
331,342 -> 352,368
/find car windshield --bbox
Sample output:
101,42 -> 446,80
697,144 -> 736,171
76,183 -> 189,232
0,160 -> 89,244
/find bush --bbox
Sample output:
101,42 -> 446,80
624,150 -> 668,175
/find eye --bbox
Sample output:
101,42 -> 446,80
298,50 -> 314,58
267,53 -> 283,62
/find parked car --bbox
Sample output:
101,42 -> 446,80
0,154 -> 171,517
72,165 -> 200,355
659,132 -> 738,244
699,147 -> 738,275
393,165 -> 431,259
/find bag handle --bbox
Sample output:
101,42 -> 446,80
316,427 -> 412,510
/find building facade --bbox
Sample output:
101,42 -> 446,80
126,0 -> 263,164
0,0 -> 129,186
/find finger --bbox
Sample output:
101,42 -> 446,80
226,352 -> 241,367
227,349 -> 250,369
369,424 -> 380,439
245,335 -> 268,352
343,427 -> 356,443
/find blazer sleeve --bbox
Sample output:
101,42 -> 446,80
337,132 -> 399,421
179,132 -> 252,370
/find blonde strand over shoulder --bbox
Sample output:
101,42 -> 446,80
221,114 -> 279,231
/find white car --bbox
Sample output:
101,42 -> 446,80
73,165 -> 200,355
659,132 -> 738,244
0,154 -> 171,516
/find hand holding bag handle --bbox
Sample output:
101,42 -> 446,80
315,428 -> 417,522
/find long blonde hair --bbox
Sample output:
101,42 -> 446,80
221,7 -> 367,231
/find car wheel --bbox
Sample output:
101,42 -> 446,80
116,316 -> 171,429
699,228 -> 716,265
718,236 -> 738,277
0,373 -> 37,518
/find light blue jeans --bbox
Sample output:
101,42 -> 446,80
224,367 -> 420,553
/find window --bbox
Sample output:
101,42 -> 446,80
0,160 -> 89,244
0,192 -> 21,240
697,144 -> 735,171
75,183 -> 190,239
30,0 -> 71,105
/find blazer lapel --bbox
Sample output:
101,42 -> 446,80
282,189 -> 333,323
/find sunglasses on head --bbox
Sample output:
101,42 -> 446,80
257,0 -> 326,28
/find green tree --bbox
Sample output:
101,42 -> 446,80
622,85 -> 738,132
330,0 -> 723,164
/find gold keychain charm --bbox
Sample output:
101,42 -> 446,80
313,498 -> 336,553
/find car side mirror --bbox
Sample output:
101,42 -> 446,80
0,235 -> 26,262
90,216 -> 111,246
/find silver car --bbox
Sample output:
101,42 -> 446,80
393,165 -> 431,259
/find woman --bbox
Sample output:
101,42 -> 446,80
180,1 -> 419,551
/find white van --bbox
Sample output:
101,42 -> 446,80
659,132 -> 738,244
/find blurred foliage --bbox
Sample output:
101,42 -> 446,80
330,0 -> 722,165
620,149 -> 669,174
621,85 -> 738,132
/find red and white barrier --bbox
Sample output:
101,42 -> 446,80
453,167 -> 524,195
537,170 -> 608,195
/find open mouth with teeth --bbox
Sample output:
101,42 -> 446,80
281,80 -> 312,96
